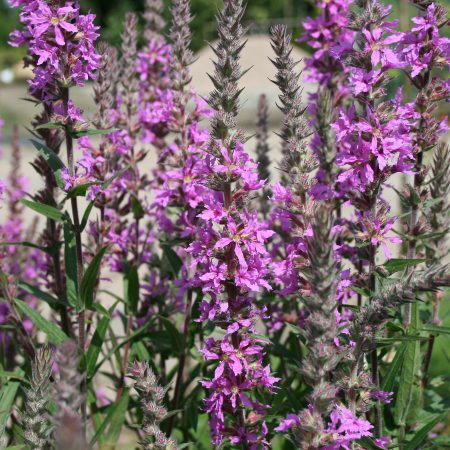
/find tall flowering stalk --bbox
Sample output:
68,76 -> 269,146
396,0 -> 450,326
188,1 -> 278,447
254,94 -> 271,218
10,0 -> 101,436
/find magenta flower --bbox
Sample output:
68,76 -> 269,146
28,3 -> 78,46
327,406 -> 373,441
274,413 -> 300,432
362,27 -> 402,68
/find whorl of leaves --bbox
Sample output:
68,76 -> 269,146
22,347 -> 54,450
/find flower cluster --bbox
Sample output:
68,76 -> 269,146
9,0 -> 101,101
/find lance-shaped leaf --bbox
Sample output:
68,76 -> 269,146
14,299 -> 69,344
30,139 -> 66,189
394,303 -> 422,427
20,199 -> 64,221
80,246 -> 109,311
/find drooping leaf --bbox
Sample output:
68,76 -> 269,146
30,139 -> 66,189
20,199 -> 64,221
0,241 -> 58,255
131,195 -> 145,220
80,246 -> 108,311
421,324 -> 450,336
66,182 -> 97,199
14,299 -> 68,344
19,281 -> 62,309
0,371 -> 28,383
35,122 -> 66,131
356,437 -> 385,450
89,389 -> 129,446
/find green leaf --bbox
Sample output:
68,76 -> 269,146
14,299 -> 69,345
0,374 -> 23,437
404,413 -> 444,450
125,265 -> 140,315
71,128 -> 116,139
89,389 -> 129,446
66,182 -> 97,199
30,139 -> 66,189
376,335 -> 426,345
131,195 -> 145,220
161,244 -> 183,277
356,437 -> 385,450
286,323 -> 303,335
20,199 -> 64,221
0,241 -> 58,255
394,304 -> 422,427
80,246 -> 108,311
382,343 -> 407,393
86,311 -> 113,379
159,316 -> 183,353
64,220 -> 79,309
0,371 -> 28,383
18,281 -> 63,309
421,324 -> 450,336
383,258 -> 427,274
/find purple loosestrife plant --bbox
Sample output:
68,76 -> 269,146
188,1 -> 278,447
1,0 -> 450,448
10,0 -> 102,438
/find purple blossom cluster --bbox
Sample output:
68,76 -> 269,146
9,0 -> 101,102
